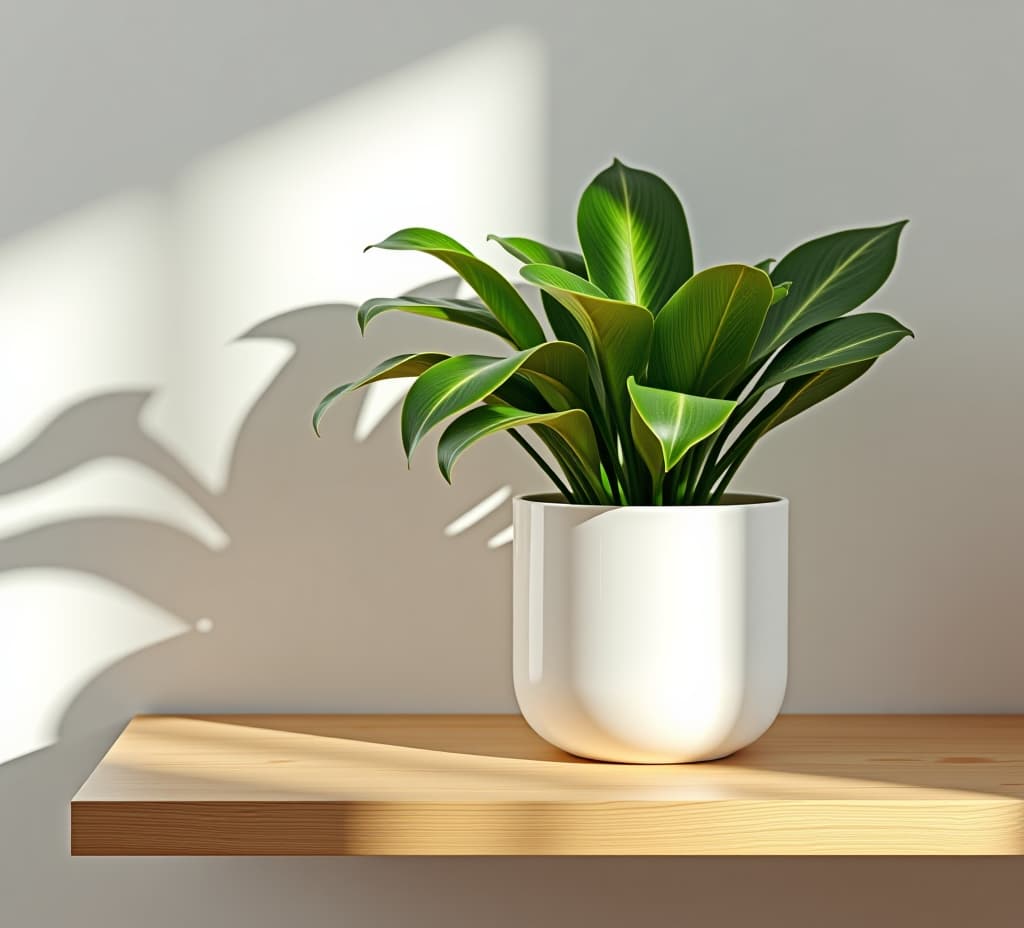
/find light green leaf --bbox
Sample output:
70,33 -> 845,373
520,263 -> 608,298
627,377 -> 736,473
577,159 -> 692,312
367,227 -> 471,254
357,296 -> 512,341
520,263 -> 653,429
649,264 -> 774,397
313,352 -> 447,436
753,221 -> 908,360
401,342 -> 590,459
755,312 -> 913,394
771,282 -> 791,306
366,228 -> 546,349
487,235 -> 586,276
437,404 -> 601,488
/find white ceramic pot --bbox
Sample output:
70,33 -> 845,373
512,493 -> 788,763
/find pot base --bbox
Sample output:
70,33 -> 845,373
513,493 -> 789,764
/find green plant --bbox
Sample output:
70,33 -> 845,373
314,159 -> 912,505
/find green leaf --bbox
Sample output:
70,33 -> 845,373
366,228 -> 546,349
540,292 -> 593,361
705,358 -> 878,502
627,377 -> 736,473
755,259 -> 776,272
770,282 -> 791,306
520,263 -> 654,429
486,234 -> 594,360
522,262 -> 608,298
357,296 -> 513,341
724,359 -> 877,466
753,221 -> 908,360
628,402 -> 666,487
649,264 -> 774,397
752,358 -> 877,434
401,342 -> 590,459
487,235 -> 586,276
755,312 -> 913,394
576,159 -> 692,312
313,352 -> 447,436
437,404 -> 601,487
367,227 -> 472,254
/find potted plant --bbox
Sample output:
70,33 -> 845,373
315,159 -> 911,763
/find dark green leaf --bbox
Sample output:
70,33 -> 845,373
357,296 -> 512,341
753,221 -> 908,360
540,292 -> 593,362
576,159 -> 692,312
724,359 -> 877,467
437,404 -> 601,488
366,228 -> 546,349
485,235 -> 594,359
401,342 -> 590,458
755,312 -> 913,394
313,353 -> 447,436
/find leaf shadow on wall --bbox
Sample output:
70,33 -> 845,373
0,283 -> 542,766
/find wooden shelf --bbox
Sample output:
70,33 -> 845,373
71,714 -> 1024,856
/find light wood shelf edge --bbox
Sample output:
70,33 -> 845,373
70,714 -> 1024,856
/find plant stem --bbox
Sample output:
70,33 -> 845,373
615,431 -> 646,505
613,452 -> 633,504
710,457 -> 745,504
508,429 -> 573,501
596,439 -> 622,505
684,437 -> 716,504
662,463 -> 681,504
707,432 -> 760,503
679,454 -> 697,503
559,446 -> 604,505
693,415 -> 740,501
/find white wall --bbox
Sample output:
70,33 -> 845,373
2,1 -> 1023,925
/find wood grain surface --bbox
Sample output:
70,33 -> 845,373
70,714 -> 1024,855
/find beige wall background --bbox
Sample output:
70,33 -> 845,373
2,1 -> 1023,925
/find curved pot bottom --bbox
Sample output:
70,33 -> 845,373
512,493 -> 789,764
515,689 -> 785,764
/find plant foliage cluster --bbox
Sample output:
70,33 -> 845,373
315,160 -> 911,505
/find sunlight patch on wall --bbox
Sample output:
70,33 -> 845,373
444,486 -> 512,537
0,27 -> 545,492
487,525 -> 515,549
143,27 -> 545,492
0,193 -> 171,463
0,28 -> 545,764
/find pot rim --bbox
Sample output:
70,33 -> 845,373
514,491 -> 788,512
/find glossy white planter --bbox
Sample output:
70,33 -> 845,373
512,493 -> 788,763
